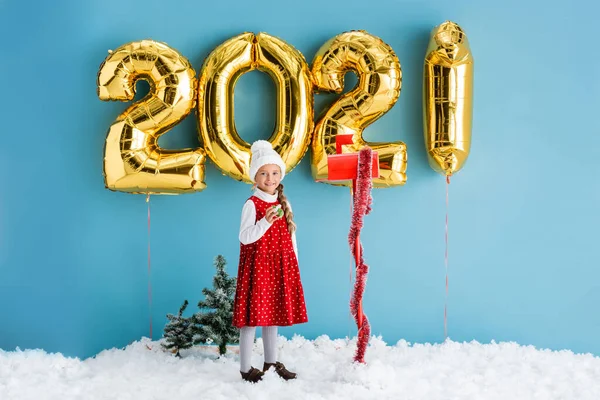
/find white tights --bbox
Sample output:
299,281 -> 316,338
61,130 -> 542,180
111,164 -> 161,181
239,326 -> 278,373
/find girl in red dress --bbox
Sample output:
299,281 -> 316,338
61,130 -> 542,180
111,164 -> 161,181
233,140 -> 308,383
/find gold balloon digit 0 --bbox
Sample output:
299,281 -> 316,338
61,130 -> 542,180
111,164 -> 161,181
311,30 -> 406,188
97,40 -> 206,194
197,32 -> 314,182
423,21 -> 474,176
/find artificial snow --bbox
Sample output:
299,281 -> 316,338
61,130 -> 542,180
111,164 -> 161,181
1,335 -> 599,400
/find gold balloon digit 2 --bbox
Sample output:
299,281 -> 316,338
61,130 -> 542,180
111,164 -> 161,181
97,40 -> 206,194
310,31 -> 407,188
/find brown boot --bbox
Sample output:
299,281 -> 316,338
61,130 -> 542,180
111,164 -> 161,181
240,367 -> 264,383
263,362 -> 297,380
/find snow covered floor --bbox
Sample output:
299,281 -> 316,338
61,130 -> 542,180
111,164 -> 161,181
1,335 -> 600,400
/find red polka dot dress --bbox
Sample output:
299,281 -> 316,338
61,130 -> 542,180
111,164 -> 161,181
233,195 -> 308,328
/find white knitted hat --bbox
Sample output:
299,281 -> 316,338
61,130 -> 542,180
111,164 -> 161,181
249,140 -> 286,183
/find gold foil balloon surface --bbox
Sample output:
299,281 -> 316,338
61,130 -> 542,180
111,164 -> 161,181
98,40 -> 206,194
423,21 -> 474,176
311,30 -> 406,188
197,32 -> 313,183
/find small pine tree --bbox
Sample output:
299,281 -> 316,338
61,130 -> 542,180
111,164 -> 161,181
192,255 -> 239,355
162,300 -> 194,357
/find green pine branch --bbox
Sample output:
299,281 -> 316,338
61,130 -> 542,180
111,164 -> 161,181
162,300 -> 194,357
192,255 -> 239,355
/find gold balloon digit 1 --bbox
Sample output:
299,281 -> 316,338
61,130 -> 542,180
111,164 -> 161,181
311,30 -> 406,188
97,40 -> 206,194
423,21 -> 474,176
197,32 -> 314,183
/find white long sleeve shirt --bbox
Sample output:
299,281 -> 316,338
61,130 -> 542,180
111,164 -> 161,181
239,188 -> 298,258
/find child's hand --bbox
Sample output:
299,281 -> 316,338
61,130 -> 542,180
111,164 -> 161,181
265,205 -> 283,223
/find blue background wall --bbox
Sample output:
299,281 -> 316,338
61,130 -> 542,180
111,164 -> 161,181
0,0 -> 598,359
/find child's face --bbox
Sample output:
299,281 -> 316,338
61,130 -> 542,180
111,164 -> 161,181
254,164 -> 281,194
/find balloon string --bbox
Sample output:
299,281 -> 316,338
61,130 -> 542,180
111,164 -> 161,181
444,175 -> 450,339
146,194 -> 153,341
349,186 -> 353,340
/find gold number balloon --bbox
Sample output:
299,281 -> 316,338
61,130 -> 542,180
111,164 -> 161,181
423,21 -> 474,176
197,32 -> 314,183
311,30 -> 406,188
97,40 -> 206,194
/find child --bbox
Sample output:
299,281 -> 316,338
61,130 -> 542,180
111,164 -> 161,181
232,140 -> 308,383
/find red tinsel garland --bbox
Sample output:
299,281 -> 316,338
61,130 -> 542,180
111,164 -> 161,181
348,147 -> 373,363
